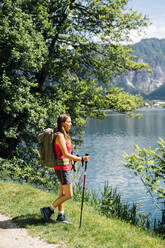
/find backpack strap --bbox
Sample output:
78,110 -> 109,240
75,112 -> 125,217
53,135 -> 62,159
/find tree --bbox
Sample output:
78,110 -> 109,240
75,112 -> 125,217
0,0 -> 149,159
122,138 -> 165,231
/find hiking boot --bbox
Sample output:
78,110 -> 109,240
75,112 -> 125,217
40,207 -> 54,222
56,214 -> 72,225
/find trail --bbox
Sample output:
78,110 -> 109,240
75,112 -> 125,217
0,213 -> 59,248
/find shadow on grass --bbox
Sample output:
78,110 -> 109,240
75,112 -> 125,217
12,213 -> 56,228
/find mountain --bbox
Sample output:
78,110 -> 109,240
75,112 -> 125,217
112,38 -> 165,99
147,83 -> 165,100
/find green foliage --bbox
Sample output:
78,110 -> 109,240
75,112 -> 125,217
104,85 -> 144,112
122,137 -> 165,234
99,182 -> 151,228
0,157 -> 59,191
0,0 -> 149,160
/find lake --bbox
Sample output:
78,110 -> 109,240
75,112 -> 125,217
78,108 -> 165,222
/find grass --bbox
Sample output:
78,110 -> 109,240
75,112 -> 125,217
0,181 -> 165,248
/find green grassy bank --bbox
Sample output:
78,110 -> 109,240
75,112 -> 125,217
0,181 -> 164,248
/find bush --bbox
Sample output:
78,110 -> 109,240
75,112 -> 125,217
0,157 -> 58,191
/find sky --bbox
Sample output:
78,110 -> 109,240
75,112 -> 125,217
128,0 -> 165,43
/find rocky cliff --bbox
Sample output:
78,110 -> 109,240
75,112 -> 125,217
113,38 -> 165,99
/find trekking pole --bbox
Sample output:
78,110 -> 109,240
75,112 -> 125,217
79,153 -> 89,229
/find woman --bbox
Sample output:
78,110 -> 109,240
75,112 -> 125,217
40,113 -> 89,224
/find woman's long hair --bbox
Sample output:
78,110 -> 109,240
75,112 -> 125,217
57,113 -> 71,141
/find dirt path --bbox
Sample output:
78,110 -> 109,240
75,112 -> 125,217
0,213 -> 59,248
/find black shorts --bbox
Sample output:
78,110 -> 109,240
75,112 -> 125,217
55,170 -> 72,185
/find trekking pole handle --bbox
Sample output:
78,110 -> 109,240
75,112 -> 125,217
82,153 -> 89,167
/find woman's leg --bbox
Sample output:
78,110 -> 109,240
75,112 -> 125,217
40,173 -> 73,222
52,183 -> 73,208
58,182 -> 64,211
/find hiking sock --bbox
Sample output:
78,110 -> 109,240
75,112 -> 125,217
58,210 -> 64,216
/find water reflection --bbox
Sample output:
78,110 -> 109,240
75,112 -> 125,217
85,109 -> 165,138
78,108 -> 165,221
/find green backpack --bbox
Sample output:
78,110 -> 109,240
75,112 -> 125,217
37,128 -> 69,168
37,128 -> 56,168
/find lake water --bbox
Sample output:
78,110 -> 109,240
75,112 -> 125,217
78,108 -> 165,222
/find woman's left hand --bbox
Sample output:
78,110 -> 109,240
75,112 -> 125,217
82,155 -> 89,162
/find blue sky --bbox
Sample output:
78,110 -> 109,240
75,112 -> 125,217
128,0 -> 165,42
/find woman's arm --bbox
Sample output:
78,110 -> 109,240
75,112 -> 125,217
56,133 -> 89,162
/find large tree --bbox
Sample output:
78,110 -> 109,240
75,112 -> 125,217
0,0 -> 148,159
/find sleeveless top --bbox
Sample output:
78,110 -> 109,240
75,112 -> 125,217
54,134 -> 71,171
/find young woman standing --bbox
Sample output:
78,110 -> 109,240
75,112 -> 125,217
40,113 -> 89,223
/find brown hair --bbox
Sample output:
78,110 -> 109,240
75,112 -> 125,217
57,113 -> 71,141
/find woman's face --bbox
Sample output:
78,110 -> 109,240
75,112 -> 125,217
63,117 -> 72,132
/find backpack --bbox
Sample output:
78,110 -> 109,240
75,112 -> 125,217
37,128 -> 70,168
37,128 -> 56,168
